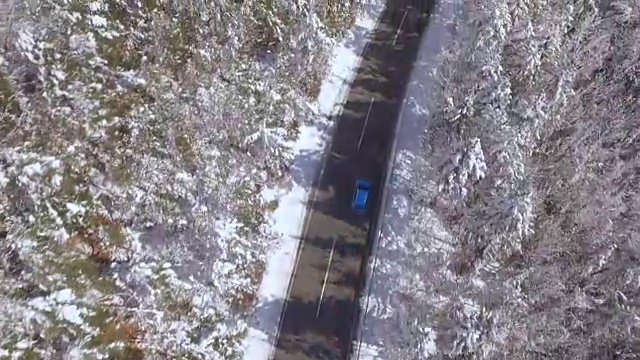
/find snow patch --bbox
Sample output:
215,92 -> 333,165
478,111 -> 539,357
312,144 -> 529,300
69,33 -> 97,54
354,343 -> 384,360
392,194 -> 409,218
65,202 -> 86,215
59,305 -> 85,325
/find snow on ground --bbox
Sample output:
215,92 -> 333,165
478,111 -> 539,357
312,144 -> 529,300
242,1 -> 385,358
352,0 -> 465,358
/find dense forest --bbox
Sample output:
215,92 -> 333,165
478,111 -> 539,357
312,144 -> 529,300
4,0 -> 638,358
406,0 -> 640,358
0,0 -> 354,358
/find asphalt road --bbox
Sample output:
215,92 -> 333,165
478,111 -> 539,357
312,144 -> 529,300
271,1 -> 433,359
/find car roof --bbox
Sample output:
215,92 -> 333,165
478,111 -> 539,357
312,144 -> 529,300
354,188 -> 367,206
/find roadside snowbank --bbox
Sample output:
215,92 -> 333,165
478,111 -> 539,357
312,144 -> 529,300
241,1 -> 385,359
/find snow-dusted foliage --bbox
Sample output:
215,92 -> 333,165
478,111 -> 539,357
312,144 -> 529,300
400,0 -> 640,358
0,0 -> 355,358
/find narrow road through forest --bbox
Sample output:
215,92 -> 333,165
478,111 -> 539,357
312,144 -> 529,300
271,1 -> 433,359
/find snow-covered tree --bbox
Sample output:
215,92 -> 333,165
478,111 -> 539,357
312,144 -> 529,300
0,0 -> 356,357
394,0 -> 640,358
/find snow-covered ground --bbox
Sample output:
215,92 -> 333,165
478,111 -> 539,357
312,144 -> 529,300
352,0 -> 465,358
242,1 -> 385,358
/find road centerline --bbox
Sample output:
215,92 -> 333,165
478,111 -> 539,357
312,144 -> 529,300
392,10 -> 409,45
357,98 -> 375,151
316,236 -> 338,318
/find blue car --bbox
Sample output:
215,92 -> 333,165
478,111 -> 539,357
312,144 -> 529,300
352,179 -> 371,212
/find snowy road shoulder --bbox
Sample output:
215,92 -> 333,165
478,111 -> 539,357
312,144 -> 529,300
353,0 -> 464,358
241,2 -> 385,359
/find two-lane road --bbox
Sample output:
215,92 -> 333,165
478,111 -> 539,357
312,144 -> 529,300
271,1 -> 433,359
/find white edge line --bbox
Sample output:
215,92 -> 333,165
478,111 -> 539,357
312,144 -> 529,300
392,10 -> 409,45
316,236 -> 338,318
353,96 -> 408,359
357,97 -> 375,151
